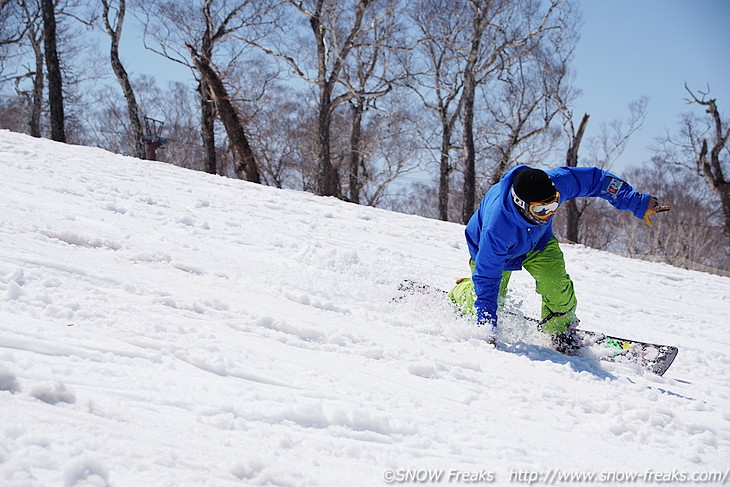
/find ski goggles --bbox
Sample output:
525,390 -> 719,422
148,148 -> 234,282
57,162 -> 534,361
511,187 -> 561,220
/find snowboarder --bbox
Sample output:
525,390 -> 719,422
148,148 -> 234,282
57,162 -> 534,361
448,166 -> 671,352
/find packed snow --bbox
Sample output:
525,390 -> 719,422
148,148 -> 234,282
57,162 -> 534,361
1,130 -> 729,486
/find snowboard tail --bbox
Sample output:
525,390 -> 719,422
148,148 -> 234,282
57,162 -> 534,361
395,279 -> 679,376
395,279 -> 447,299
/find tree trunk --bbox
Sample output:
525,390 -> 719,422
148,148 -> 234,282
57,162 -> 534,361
720,180 -> 730,246
564,113 -> 590,243
312,6 -> 331,197
460,0 -> 490,225
707,111 -> 730,246
41,0 -> 64,142
680,87 -> 730,249
488,126 -> 523,189
460,72 -> 476,224
198,1 -> 218,175
198,80 -> 217,175
438,122 -> 452,221
188,46 -> 260,183
348,101 -> 364,203
316,86 -> 339,197
103,0 -> 145,159
307,0 -> 370,198
699,138 -> 730,245
28,22 -> 43,138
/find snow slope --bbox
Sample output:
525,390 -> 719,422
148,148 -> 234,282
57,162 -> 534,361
1,130 -> 729,486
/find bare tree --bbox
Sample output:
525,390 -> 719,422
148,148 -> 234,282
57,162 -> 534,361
155,81 -> 207,170
138,0 -> 271,180
1,0 -> 23,42
197,0 -> 222,175
479,30 -> 577,189
357,95 -> 424,206
41,0 -> 65,142
198,81 -> 217,174
459,0 -> 565,224
0,0 -> 30,132
340,1 -> 402,203
562,112 -> 589,243
101,0 -> 145,158
1,0 -> 27,77
187,43 -> 260,182
682,85 -> 730,246
249,83 -> 308,188
554,96 -> 647,244
1,0 -> 97,141
248,0 -> 390,197
84,75 -> 178,163
307,0 -> 370,197
380,181 -> 440,219
14,0 -> 44,137
614,161 -> 728,273
407,0 -> 468,221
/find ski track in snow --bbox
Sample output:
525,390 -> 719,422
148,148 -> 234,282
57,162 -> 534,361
1,130 -> 729,486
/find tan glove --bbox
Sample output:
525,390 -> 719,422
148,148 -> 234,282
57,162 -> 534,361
643,195 -> 672,227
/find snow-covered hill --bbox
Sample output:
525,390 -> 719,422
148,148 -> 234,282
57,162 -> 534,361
1,130 -> 729,486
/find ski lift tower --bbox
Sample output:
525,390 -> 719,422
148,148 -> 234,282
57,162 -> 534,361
143,116 -> 167,161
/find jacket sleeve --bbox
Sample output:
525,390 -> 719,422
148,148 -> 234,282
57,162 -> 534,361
472,230 -> 510,326
549,166 -> 651,219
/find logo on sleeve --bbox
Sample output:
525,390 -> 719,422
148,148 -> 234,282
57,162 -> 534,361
605,178 -> 624,198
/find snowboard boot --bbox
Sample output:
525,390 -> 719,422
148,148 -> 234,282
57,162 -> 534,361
551,326 -> 582,355
539,311 -> 582,355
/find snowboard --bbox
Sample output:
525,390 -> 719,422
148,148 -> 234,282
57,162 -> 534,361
574,329 -> 678,377
395,279 -> 679,376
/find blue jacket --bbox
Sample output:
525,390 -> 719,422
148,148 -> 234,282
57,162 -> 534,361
465,165 -> 651,325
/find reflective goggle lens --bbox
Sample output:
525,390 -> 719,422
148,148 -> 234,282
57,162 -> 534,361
529,192 -> 560,218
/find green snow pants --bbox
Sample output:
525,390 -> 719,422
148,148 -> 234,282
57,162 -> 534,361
448,236 -> 577,334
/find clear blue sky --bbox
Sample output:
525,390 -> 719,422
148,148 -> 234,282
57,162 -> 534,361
571,0 -> 730,171
123,0 -> 730,174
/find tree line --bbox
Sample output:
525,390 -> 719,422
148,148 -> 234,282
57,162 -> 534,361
1,0 -> 728,274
